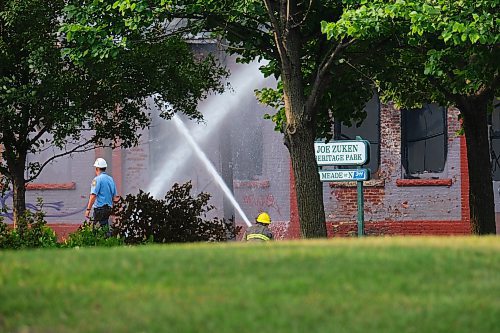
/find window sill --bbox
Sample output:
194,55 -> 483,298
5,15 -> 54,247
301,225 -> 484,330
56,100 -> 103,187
396,179 -> 452,187
233,180 -> 270,188
329,179 -> 385,188
26,182 -> 76,191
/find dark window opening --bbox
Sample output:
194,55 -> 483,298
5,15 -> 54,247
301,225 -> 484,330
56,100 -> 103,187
489,98 -> 500,180
401,104 -> 447,178
230,100 -> 263,180
334,94 -> 381,176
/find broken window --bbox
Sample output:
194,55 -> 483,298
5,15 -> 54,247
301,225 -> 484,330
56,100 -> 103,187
489,99 -> 500,180
334,94 -> 380,176
401,104 -> 447,177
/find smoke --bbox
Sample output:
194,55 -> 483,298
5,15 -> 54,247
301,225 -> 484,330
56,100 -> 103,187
147,61 -> 267,198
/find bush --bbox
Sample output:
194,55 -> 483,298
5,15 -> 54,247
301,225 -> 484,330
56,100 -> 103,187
0,217 -> 13,249
0,198 -> 58,250
62,221 -> 124,248
112,181 -> 241,244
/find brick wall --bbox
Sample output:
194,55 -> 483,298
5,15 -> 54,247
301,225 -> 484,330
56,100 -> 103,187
1,62 -> 473,239
290,104 -> 470,237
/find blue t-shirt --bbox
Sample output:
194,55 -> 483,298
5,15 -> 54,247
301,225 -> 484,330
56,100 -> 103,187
90,172 -> 117,208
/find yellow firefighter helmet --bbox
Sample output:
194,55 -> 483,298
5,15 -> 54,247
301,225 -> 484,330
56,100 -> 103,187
256,212 -> 271,224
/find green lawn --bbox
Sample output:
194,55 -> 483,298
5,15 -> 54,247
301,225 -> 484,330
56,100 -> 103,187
0,237 -> 499,333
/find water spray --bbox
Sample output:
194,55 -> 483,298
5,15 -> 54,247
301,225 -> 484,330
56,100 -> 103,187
147,61 -> 267,197
172,114 -> 252,227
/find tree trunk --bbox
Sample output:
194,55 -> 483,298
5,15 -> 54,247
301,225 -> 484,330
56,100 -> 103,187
4,145 -> 27,228
460,97 -> 497,234
286,122 -> 328,238
281,27 -> 327,238
11,167 -> 27,229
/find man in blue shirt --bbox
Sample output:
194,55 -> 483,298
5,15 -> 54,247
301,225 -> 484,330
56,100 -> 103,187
85,158 -> 119,228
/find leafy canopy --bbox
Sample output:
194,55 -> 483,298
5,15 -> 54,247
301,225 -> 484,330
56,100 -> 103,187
62,0 -> 384,139
321,0 -> 499,107
0,0 -> 227,183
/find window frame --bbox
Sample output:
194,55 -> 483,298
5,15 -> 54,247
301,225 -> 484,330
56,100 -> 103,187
401,104 -> 448,179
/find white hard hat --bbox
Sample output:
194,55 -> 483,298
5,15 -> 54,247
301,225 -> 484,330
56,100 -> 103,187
93,158 -> 107,168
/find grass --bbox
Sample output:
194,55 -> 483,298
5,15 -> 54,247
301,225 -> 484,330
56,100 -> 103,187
0,237 -> 499,333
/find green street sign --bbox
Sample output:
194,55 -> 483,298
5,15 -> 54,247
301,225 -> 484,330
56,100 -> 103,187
319,169 -> 370,182
314,140 -> 370,166
315,137 -> 371,238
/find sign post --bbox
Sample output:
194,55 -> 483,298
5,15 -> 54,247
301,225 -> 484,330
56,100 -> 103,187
315,136 -> 370,237
356,166 -> 365,237
355,136 -> 366,237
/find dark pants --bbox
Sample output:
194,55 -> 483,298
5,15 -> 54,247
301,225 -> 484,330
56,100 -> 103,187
93,205 -> 112,228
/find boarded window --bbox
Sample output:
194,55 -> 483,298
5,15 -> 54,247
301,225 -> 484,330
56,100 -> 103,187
489,99 -> 500,180
401,104 -> 447,177
334,94 -> 380,175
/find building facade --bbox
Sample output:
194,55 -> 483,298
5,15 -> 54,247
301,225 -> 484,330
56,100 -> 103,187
2,59 -> 498,238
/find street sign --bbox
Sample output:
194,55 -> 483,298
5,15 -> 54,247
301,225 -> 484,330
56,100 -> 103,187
314,140 -> 370,166
319,169 -> 370,182
315,137 -> 371,237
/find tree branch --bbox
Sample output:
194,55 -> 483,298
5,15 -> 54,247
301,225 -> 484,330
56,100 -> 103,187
0,164 -> 11,180
427,76 -> 464,107
477,73 -> 499,99
25,140 -> 100,182
285,0 -> 291,32
221,22 -> 277,60
291,0 -> 313,29
27,124 -> 51,147
263,0 -> 288,65
306,38 -> 356,113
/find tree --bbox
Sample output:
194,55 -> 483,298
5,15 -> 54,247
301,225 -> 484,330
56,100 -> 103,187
66,1 -> 386,238
0,0 -> 227,226
322,0 -> 499,234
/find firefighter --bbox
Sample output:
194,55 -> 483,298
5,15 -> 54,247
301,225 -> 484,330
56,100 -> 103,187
243,212 -> 274,241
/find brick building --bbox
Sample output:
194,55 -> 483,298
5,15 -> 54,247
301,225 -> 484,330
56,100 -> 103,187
2,58 -> 498,239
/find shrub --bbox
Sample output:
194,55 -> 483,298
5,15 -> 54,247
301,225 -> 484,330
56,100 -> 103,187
0,216 -> 14,249
112,181 -> 241,244
0,198 -> 58,250
62,221 -> 124,248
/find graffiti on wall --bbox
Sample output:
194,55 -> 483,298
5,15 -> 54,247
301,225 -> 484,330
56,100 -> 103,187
0,191 -> 85,221
243,193 -> 283,217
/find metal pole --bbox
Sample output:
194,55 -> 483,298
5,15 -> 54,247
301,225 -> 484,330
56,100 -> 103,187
357,172 -> 365,237
355,136 -> 365,237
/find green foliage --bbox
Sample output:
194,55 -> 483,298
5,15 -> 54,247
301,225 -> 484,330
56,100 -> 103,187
0,217 -> 12,249
257,82 -> 286,132
62,221 -> 124,248
61,0 -> 376,140
321,0 -> 499,107
0,199 -> 58,249
61,0 -> 393,238
323,0 -> 499,235
0,0 -> 227,190
112,181 -> 241,244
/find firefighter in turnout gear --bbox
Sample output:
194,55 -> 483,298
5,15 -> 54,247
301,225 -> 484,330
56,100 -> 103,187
243,212 -> 274,241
